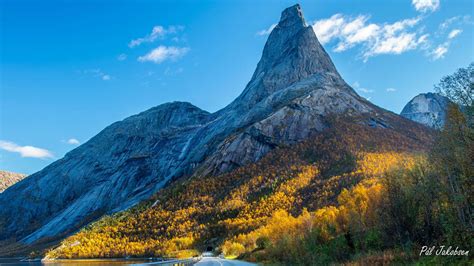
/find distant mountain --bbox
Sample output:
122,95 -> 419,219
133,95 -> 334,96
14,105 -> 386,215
0,4 -> 431,249
401,93 -> 451,129
0,170 -> 26,193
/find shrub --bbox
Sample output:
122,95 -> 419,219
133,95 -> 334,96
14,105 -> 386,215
255,236 -> 270,250
222,241 -> 245,257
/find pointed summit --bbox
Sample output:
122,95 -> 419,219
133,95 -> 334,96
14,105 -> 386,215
279,4 -> 307,30
229,4 -> 344,110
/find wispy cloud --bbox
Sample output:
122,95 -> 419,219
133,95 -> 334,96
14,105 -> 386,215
66,138 -> 80,145
164,67 -> 184,76
440,16 -> 459,31
138,46 -> 189,64
257,23 -> 277,36
412,0 -> 440,13
429,28 -> 462,60
358,87 -> 374,93
353,82 -> 374,94
448,29 -> 462,39
117,53 -> 127,61
428,14 -> 472,60
311,15 -> 427,61
129,25 -> 184,48
439,15 -> 472,32
386,88 -> 397,92
431,43 -> 448,60
0,140 -> 53,159
82,69 -> 112,81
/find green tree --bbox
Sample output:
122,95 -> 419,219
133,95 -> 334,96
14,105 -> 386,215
433,63 -> 473,232
435,62 -> 473,125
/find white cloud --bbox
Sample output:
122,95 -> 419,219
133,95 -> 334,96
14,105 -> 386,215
117,53 -> 127,61
0,140 -> 53,159
332,15 -> 381,52
129,25 -> 184,48
429,28 -> 462,60
430,14 -> 471,60
363,18 -> 427,59
412,0 -> 440,13
257,23 -> 277,36
337,24 -> 380,51
66,138 -> 80,145
383,17 -> 421,35
431,43 -> 448,60
138,46 -> 189,64
312,15 -> 427,61
386,88 -> 397,92
367,32 -> 426,57
312,14 -> 346,44
448,29 -> 462,39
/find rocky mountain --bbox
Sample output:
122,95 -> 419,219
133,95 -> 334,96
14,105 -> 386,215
0,170 -> 26,193
401,93 -> 451,128
0,4 -> 430,248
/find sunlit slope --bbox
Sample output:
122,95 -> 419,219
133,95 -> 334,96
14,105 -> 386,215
0,171 -> 26,193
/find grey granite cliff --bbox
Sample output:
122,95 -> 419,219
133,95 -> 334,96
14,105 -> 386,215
401,93 -> 451,128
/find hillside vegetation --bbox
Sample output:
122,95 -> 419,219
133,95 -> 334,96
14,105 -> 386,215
0,171 -> 26,193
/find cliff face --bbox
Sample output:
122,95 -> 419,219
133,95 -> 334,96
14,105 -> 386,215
0,4 -> 430,245
401,93 -> 451,128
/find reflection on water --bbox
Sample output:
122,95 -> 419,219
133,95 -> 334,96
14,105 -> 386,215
0,258 -> 164,266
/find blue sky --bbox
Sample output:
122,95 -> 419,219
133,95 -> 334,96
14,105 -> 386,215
1,0 -> 473,174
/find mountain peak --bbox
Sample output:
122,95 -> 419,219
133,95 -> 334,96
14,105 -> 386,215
279,4 -> 307,29
227,4 -> 344,110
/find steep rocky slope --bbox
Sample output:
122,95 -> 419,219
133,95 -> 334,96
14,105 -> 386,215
401,92 -> 451,128
0,4 -> 431,248
0,171 -> 26,193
